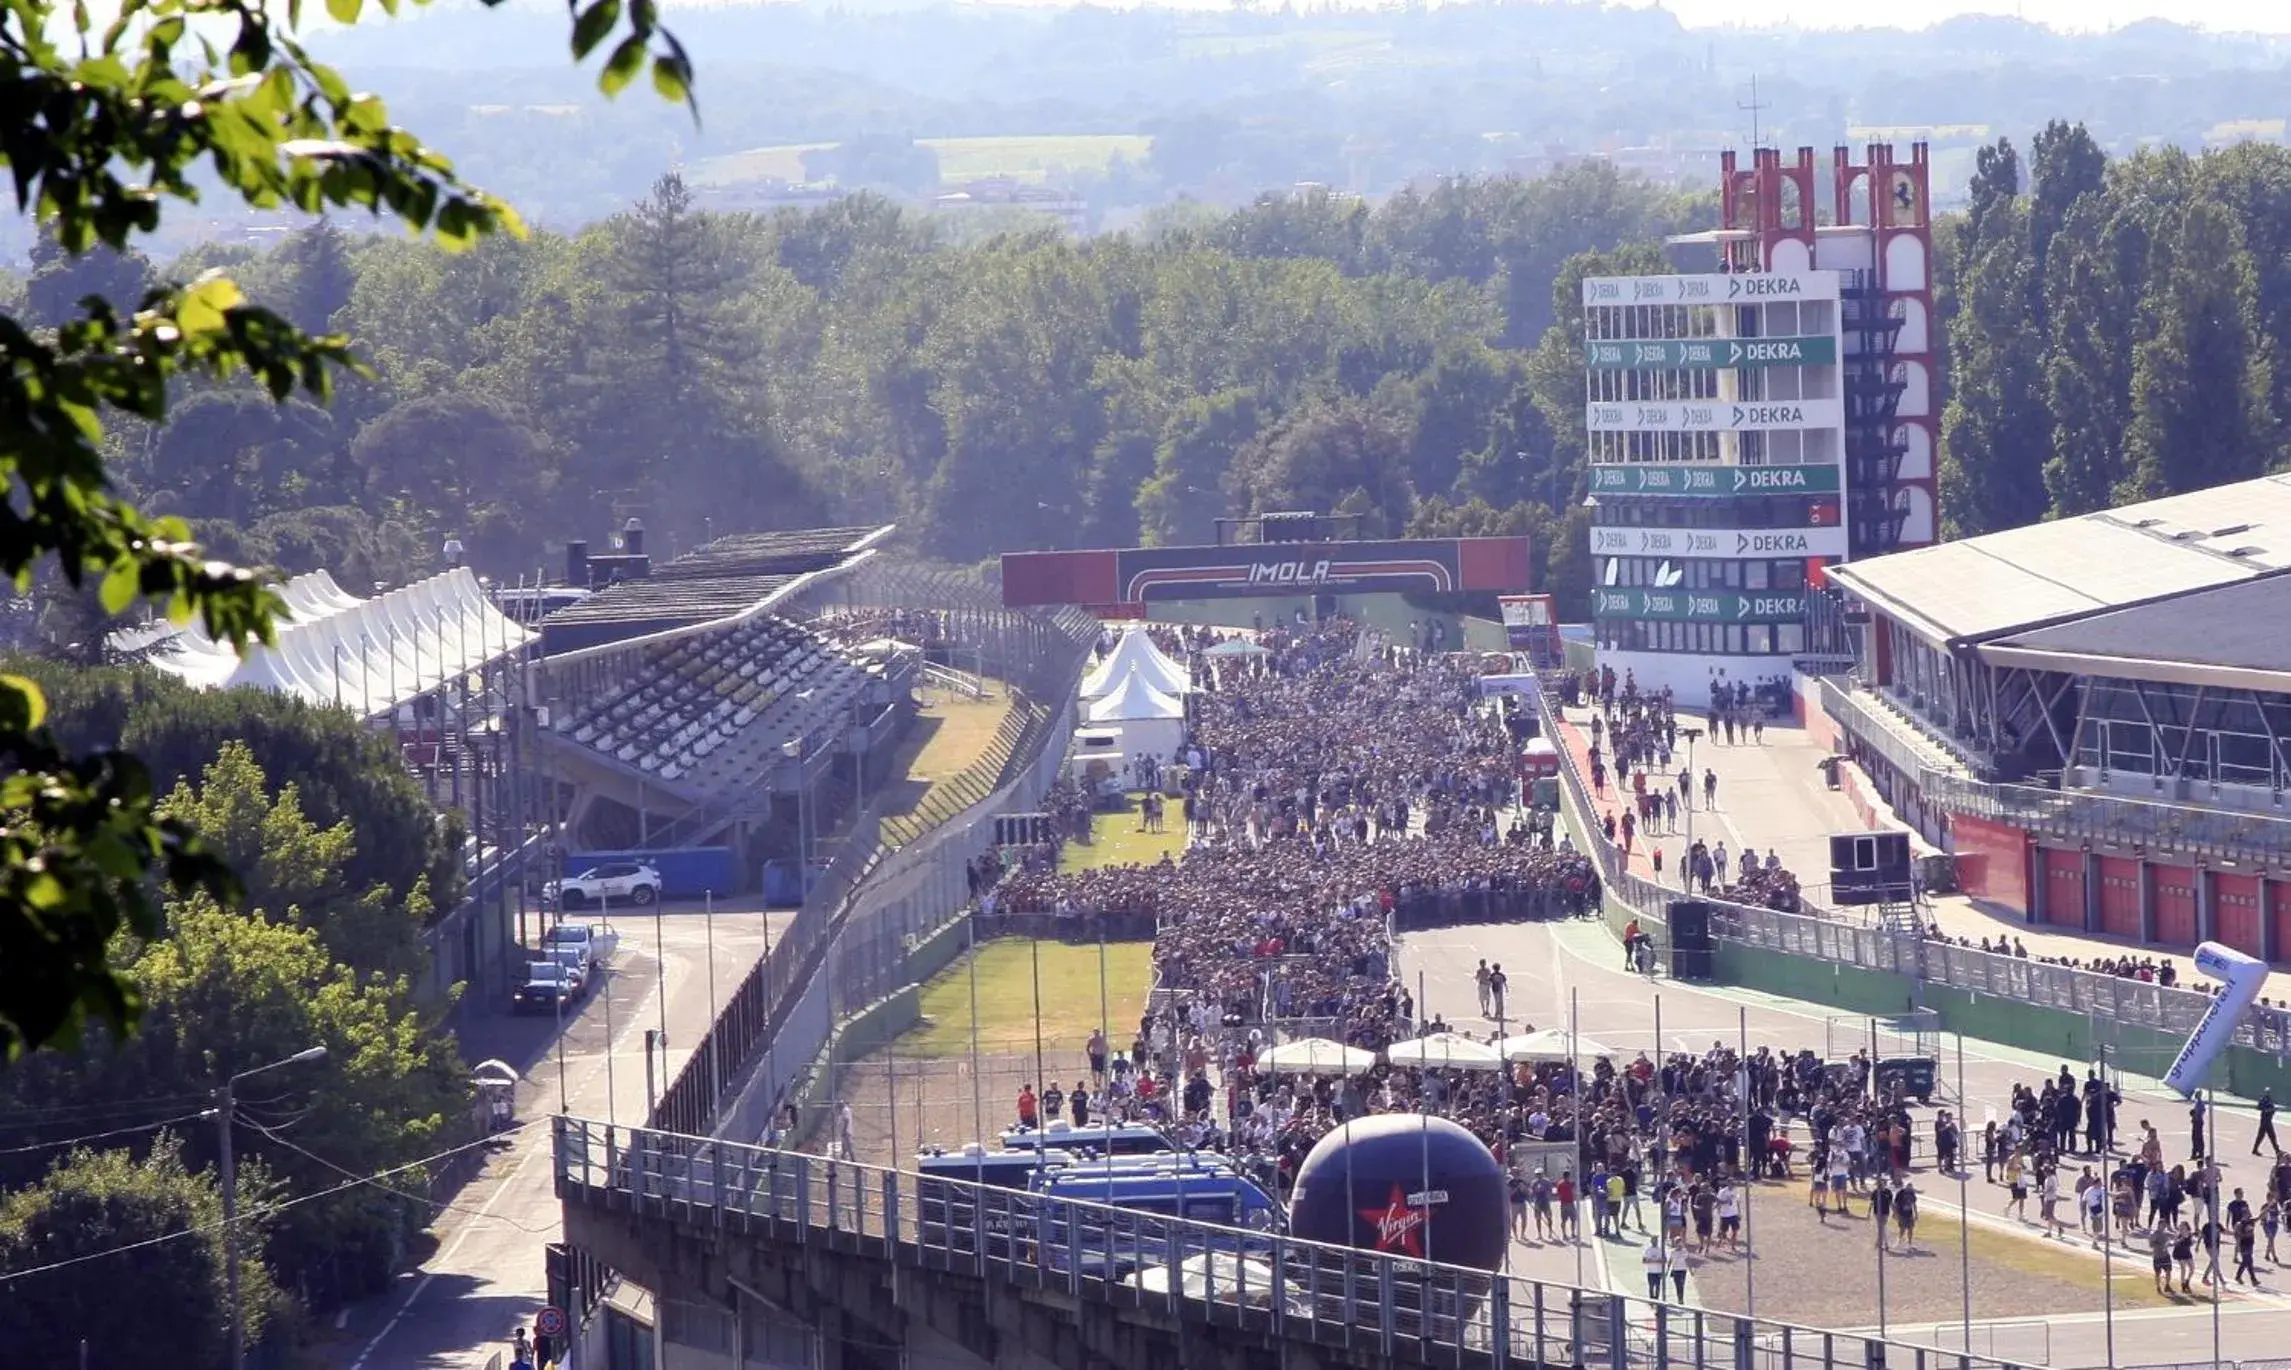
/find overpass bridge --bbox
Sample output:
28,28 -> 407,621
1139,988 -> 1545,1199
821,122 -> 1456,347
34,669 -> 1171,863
552,1119 -> 2022,1370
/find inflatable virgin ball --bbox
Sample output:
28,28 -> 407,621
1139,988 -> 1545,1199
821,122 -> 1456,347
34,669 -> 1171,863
1288,1114 -> 1508,1270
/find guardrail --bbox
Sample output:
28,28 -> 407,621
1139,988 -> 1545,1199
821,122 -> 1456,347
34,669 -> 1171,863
555,1117 -> 2027,1370
1819,676 -> 2291,871
1531,682 -> 2291,1062
648,601 -> 1096,1138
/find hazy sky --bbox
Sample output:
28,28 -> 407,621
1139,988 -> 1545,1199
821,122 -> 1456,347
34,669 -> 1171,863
1634,0 -> 2291,31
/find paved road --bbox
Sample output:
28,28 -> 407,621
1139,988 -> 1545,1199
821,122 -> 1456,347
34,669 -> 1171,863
335,899 -> 786,1370
1396,699 -> 2291,1365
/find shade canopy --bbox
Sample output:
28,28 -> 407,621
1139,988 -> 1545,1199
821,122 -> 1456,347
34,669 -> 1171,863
1497,1028 -> 1615,1063
1087,670 -> 1183,724
1385,1033 -> 1506,1071
1204,638 -> 1269,657
1082,627 -> 1188,699
1256,1037 -> 1378,1076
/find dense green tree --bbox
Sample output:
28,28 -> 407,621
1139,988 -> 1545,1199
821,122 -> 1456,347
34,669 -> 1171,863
2041,198 -> 2137,516
0,1137 -> 280,1370
1137,389 -> 1263,546
271,221 -> 361,335
2120,201 -> 2277,501
2029,121 -> 2108,281
0,0 -> 689,1060
1940,199 -> 2051,537
23,228 -> 154,330
1227,397 -> 1416,535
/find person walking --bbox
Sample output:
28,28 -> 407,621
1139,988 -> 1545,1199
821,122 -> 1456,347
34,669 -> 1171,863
2258,1088 -> 2281,1157
1489,964 -> 1509,1022
1644,1239 -> 1670,1300
1475,959 -> 1492,1016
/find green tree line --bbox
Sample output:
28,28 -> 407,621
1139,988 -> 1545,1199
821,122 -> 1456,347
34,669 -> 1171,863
1939,124 -> 2291,536
42,164 -> 1703,616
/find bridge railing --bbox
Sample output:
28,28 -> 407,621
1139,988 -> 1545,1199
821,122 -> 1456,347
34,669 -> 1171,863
555,1117 -> 2027,1370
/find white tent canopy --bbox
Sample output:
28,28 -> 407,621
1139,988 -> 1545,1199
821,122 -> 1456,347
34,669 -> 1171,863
1082,627 -> 1189,699
1385,1033 -> 1506,1071
1498,1028 -> 1616,1063
1087,671 -> 1182,725
145,566 -> 532,719
1256,1037 -> 1378,1076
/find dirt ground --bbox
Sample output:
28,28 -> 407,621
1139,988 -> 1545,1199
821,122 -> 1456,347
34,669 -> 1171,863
830,1049 -> 1063,1168
1685,1174 -> 2176,1328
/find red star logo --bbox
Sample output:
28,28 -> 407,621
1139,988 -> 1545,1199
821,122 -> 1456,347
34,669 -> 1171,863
1359,1183 -> 1427,1257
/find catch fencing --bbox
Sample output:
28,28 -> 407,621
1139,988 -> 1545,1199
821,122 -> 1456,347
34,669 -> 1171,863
646,567 -> 1097,1139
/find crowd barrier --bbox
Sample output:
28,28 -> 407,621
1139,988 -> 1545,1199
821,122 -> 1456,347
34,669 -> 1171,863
557,1116 -> 2029,1370
1530,682 -> 2291,1066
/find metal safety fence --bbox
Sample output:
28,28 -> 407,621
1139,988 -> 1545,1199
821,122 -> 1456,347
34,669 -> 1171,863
646,577 -> 1098,1138
556,1117 -> 2031,1370
1532,682 -> 2291,1063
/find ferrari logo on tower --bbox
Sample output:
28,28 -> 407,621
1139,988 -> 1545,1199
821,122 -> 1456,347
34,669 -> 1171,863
1887,168 -> 1926,226
1361,1184 -> 1429,1257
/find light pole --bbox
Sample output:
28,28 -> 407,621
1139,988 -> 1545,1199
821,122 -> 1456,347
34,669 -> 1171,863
218,1045 -> 327,1370
1677,725 -> 1702,887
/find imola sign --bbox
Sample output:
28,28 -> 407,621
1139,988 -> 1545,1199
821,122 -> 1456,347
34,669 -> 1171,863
1247,561 -> 1332,585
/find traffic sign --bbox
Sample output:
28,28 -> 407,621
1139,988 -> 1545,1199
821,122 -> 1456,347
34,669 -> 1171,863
535,1306 -> 568,1339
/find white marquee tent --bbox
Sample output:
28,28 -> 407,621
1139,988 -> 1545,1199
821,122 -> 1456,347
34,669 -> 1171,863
1081,627 -> 1188,700
1083,668 -> 1185,761
144,567 -> 533,719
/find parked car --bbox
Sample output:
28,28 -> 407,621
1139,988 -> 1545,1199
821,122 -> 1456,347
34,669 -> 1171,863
542,921 -> 621,971
545,862 -> 661,908
512,960 -> 585,1014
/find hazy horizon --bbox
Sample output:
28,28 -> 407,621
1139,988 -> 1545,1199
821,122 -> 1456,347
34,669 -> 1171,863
612,0 -> 2291,38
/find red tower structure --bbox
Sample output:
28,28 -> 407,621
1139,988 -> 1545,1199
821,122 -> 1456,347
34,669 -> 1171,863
1711,142 -> 1938,555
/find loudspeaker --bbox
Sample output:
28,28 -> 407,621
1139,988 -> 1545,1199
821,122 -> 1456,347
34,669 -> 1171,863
1668,900 -> 1713,951
1672,948 -> 1715,981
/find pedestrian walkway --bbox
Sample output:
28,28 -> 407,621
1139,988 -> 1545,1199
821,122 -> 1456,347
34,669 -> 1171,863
1551,699 -> 1873,906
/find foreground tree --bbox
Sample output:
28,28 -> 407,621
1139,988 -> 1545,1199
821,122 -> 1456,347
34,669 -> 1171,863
0,1137 -> 280,1368
0,0 -> 693,1060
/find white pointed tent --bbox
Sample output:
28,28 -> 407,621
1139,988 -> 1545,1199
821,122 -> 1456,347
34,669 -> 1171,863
144,566 -> 532,719
1081,627 -> 1188,700
1084,667 -> 1185,762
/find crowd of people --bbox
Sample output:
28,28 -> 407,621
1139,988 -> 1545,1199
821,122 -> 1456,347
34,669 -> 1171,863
980,619 -> 1601,1047
1571,667 -> 1810,914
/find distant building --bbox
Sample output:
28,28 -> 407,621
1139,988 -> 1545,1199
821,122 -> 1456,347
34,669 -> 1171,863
1579,144 -> 1939,703
930,178 -> 1090,237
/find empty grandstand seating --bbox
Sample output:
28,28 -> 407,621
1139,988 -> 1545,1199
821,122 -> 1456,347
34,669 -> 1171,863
553,615 -> 890,797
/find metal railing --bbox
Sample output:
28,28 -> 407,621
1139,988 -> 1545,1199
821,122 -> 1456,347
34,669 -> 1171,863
1820,676 -> 2291,870
1534,682 -> 2291,1062
648,597 -> 1097,1138
554,1117 -> 2028,1370
1721,901 -> 2291,1057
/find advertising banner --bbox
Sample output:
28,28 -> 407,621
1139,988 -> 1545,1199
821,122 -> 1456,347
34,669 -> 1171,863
1587,399 -> 1844,433
1589,524 -> 1848,559
1584,336 -> 1839,371
2163,941 -> 2268,1097
1582,271 -> 1841,306
1588,462 -> 1843,496
1592,588 -> 1809,623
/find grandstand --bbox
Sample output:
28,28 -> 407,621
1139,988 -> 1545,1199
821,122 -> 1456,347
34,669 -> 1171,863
528,527 -> 904,876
